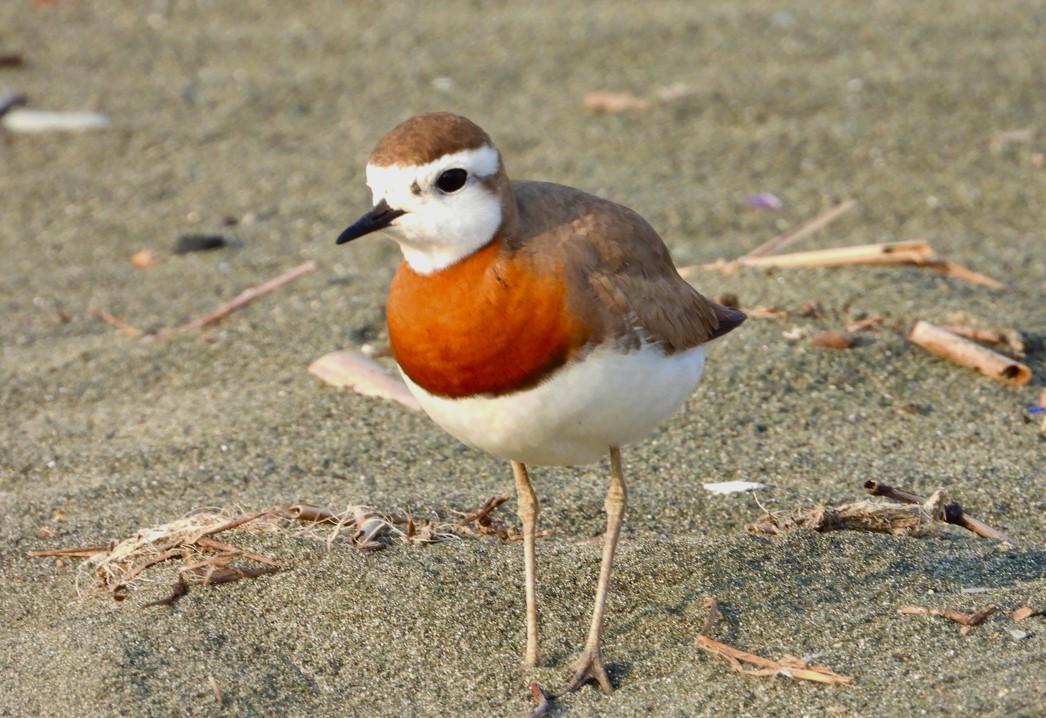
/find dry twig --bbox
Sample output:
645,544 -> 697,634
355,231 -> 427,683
897,604 -> 997,634
88,305 -> 143,337
161,260 -> 317,335
688,240 -> 1003,288
864,480 -> 1015,544
695,596 -> 853,685
939,324 -> 1025,357
908,321 -> 1031,386
745,200 -> 857,258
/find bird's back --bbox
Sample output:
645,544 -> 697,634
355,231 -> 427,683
508,180 -> 745,354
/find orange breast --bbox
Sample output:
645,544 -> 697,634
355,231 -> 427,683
387,242 -> 589,398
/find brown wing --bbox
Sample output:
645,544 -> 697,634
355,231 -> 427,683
508,181 -> 745,353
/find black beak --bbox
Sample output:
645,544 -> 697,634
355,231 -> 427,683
335,199 -> 406,245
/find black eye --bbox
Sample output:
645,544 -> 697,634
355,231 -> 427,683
435,168 -> 468,193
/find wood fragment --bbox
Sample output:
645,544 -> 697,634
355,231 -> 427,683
939,324 -> 1025,357
897,604 -> 997,628
527,682 -> 552,718
162,260 -> 317,335
308,348 -> 421,412
695,635 -> 853,685
745,199 -> 857,258
690,240 -> 1004,288
714,240 -> 934,272
28,545 -> 110,558
915,260 -> 1005,289
88,305 -> 143,337
207,675 -> 222,705
195,536 -> 279,566
699,596 -> 722,637
281,504 -> 342,524
746,501 -> 938,537
1011,606 -> 1043,621
198,564 -> 279,587
809,330 -> 853,350
863,480 -> 1015,544
908,321 -> 1031,387
846,316 -> 883,333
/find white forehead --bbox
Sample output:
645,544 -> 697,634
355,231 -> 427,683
365,145 -> 500,193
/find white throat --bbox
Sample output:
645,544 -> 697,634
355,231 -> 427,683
365,145 -> 503,274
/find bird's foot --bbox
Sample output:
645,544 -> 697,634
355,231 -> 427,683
564,646 -> 613,694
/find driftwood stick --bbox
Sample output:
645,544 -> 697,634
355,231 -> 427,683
731,240 -> 933,270
456,496 -> 510,527
746,199 -> 857,258
199,564 -> 279,586
28,545 -> 111,558
695,636 -> 853,685
281,505 -> 342,524
864,480 -> 1014,544
195,536 -> 279,566
87,305 -> 143,337
939,324 -> 1025,356
163,260 -> 317,334
112,547 -> 188,590
699,596 -> 722,637
863,480 -> 925,505
908,321 -> 1031,387
897,604 -> 997,627
689,241 -> 1004,289
194,508 -> 280,540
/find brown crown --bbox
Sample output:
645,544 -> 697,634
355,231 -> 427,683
368,113 -> 493,167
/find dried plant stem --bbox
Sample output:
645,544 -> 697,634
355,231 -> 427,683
897,605 -> 997,628
695,598 -> 852,685
908,321 -> 1031,387
938,324 -> 1025,357
864,480 -> 1015,544
29,545 -> 111,558
746,199 -> 857,258
162,260 -> 317,335
87,305 -> 143,337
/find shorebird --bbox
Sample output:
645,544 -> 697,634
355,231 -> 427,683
335,113 -> 745,692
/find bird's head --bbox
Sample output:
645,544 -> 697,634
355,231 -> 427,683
337,113 -> 508,274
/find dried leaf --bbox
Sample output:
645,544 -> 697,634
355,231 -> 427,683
308,349 -> 421,412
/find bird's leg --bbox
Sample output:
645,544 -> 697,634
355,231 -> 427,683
512,460 -> 541,668
565,446 -> 627,694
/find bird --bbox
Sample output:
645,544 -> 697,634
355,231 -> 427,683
334,112 -> 745,693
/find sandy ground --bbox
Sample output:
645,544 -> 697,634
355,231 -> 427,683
1,1 -> 1044,716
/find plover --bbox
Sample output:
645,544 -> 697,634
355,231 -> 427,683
335,113 -> 745,692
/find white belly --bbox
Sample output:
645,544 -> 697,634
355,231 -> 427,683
402,343 -> 705,466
